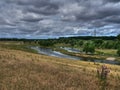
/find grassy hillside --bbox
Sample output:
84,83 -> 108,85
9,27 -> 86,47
0,44 -> 120,90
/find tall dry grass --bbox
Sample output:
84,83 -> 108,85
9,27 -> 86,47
0,48 -> 120,90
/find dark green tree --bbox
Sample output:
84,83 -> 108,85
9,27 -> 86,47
78,40 -> 83,46
39,40 -> 54,47
117,34 -> 120,40
83,43 -> 89,53
83,42 -> 95,54
93,39 -> 103,48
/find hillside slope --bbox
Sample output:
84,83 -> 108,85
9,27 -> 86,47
0,48 -> 120,90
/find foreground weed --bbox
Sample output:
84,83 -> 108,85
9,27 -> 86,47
97,65 -> 110,90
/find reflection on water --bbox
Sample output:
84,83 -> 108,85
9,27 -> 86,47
60,47 -> 81,53
31,47 -> 120,65
31,47 -> 81,60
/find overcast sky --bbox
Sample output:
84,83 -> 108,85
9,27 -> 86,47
0,0 -> 120,38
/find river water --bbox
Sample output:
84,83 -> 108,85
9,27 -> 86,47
31,46 -> 120,65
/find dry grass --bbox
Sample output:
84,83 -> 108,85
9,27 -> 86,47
0,47 -> 120,90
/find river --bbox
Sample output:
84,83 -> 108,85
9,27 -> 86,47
31,46 -> 120,65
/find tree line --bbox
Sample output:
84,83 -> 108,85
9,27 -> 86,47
0,35 -> 120,56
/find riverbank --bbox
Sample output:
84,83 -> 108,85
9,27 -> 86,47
53,47 -> 120,61
31,46 -> 120,65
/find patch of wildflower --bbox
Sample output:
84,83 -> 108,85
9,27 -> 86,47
97,65 -> 110,80
97,65 -> 110,90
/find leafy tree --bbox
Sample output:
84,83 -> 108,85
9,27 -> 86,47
117,34 -> 120,40
78,40 -> 84,46
89,43 -> 95,53
83,43 -> 89,53
39,40 -> 54,47
93,39 -> 103,48
83,42 -> 95,54
101,41 -> 115,49
69,39 -> 76,48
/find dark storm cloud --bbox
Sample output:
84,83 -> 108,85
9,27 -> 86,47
61,0 -> 120,21
21,16 -> 43,22
105,16 -> 120,24
105,0 -> 120,3
26,6 -> 58,15
5,0 -> 59,15
21,18 -> 43,22
0,0 -> 120,38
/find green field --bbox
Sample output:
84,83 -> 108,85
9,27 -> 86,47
96,49 -> 117,56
